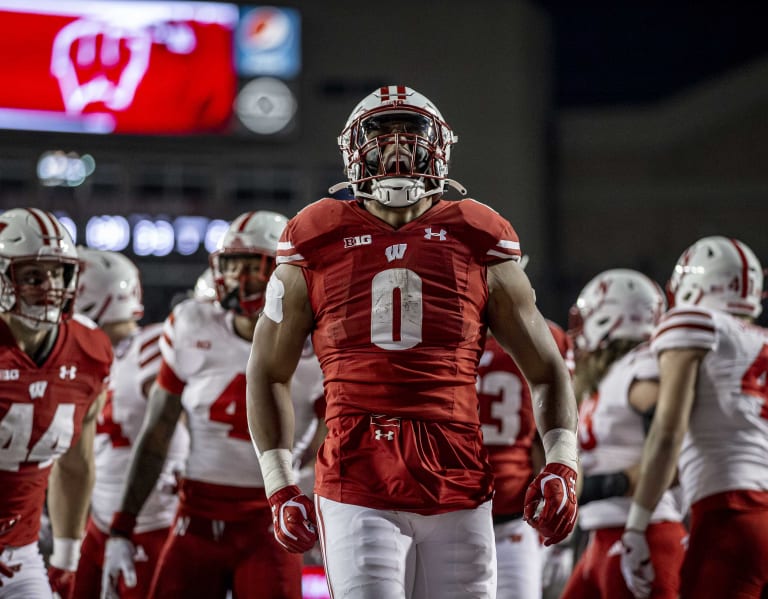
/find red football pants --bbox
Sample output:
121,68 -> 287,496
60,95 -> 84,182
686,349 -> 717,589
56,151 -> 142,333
560,521 -> 686,599
680,500 -> 768,599
148,505 -> 302,599
73,517 -> 170,599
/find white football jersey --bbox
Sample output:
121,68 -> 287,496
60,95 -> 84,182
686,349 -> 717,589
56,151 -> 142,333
652,306 -> 768,507
161,299 -> 323,488
92,323 -> 190,534
578,344 -> 683,529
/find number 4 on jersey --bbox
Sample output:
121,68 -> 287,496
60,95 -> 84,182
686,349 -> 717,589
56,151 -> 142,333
209,374 -> 250,440
0,404 -> 75,470
742,343 -> 768,419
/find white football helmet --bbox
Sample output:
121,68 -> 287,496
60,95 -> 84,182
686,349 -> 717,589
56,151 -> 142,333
209,210 -> 288,316
0,208 -> 79,328
668,236 -> 763,318
330,85 -> 465,207
193,267 -> 217,302
569,269 -> 666,353
75,247 -> 143,325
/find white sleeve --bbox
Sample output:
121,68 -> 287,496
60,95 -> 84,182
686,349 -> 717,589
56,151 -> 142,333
651,307 -> 717,355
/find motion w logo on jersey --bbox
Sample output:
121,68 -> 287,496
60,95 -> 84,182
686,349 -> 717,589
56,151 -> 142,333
371,414 -> 400,441
29,380 -> 48,399
385,244 -> 407,262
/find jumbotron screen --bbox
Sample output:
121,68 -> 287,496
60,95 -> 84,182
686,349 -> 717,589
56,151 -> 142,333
0,1 -> 299,135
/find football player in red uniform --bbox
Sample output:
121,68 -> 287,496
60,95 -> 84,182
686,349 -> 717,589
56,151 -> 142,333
0,208 -> 112,598
621,237 -> 768,599
247,86 -> 579,598
101,211 -> 323,599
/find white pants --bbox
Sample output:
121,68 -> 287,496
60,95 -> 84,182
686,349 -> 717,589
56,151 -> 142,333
0,542 -> 53,599
316,496 -> 496,599
494,518 -> 543,599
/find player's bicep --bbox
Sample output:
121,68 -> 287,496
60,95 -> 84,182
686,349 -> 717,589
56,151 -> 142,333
252,264 -> 314,384
486,260 -> 562,385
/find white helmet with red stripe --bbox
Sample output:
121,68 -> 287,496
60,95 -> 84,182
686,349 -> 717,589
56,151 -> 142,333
0,208 -> 79,327
75,247 -> 144,325
209,210 -> 287,316
569,269 -> 666,353
668,236 -> 763,318
331,85 -> 465,207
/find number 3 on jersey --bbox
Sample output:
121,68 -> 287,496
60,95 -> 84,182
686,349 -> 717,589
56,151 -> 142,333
209,374 -> 250,440
0,404 -> 75,470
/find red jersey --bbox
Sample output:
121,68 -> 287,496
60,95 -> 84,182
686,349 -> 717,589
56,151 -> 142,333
278,198 -> 522,513
478,323 -> 573,517
0,315 -> 112,547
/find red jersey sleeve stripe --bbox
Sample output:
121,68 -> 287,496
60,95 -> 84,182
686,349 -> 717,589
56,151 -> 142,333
162,332 -> 174,348
140,334 -> 161,354
653,322 -> 716,340
156,359 -> 185,395
139,349 -> 162,370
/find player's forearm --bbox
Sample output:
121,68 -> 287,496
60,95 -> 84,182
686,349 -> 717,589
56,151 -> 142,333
532,369 -> 578,435
246,375 -> 295,452
631,424 -> 683,514
118,420 -> 176,516
48,457 -> 94,538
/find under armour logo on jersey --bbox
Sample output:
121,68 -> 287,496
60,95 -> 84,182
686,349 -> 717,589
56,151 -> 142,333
344,234 -> 372,248
29,380 -> 48,399
374,429 -> 395,441
134,544 -> 149,562
59,365 -> 77,380
424,228 -> 447,241
385,244 -> 407,262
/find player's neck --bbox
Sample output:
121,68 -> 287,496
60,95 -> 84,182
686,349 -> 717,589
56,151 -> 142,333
1,313 -> 57,364
363,196 -> 435,228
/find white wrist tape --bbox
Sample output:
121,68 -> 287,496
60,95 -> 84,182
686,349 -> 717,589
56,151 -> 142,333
49,537 -> 82,571
258,448 -> 296,497
542,428 -> 579,471
626,502 -> 653,532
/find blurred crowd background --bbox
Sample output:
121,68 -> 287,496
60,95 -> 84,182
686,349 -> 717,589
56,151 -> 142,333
0,0 -> 766,326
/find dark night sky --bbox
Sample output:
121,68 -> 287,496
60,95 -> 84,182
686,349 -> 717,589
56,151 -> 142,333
539,3 -> 768,107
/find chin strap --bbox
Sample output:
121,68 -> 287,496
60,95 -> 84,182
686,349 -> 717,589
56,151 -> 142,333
328,177 -> 468,200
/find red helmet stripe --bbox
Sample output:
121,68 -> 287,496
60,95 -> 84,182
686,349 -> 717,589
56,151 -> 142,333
26,208 -> 52,246
396,85 -> 407,100
93,295 -> 113,324
379,86 -> 390,101
237,212 -> 256,232
729,238 -> 750,298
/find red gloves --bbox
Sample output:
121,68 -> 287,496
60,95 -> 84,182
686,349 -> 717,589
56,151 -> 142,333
268,484 -> 318,553
523,463 -> 578,546
48,566 -> 75,599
